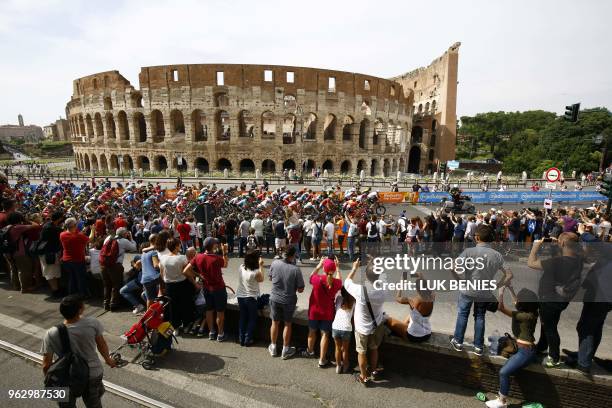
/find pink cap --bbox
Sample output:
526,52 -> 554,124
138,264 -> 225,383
323,258 -> 336,273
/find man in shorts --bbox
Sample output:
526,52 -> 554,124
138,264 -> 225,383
268,246 -> 304,359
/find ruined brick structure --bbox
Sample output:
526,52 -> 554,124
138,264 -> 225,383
68,44 -> 459,176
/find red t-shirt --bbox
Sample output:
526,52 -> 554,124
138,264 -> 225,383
176,223 -> 191,242
60,231 -> 89,263
308,274 -> 342,321
0,212 -> 9,228
191,253 -> 225,291
95,219 -> 106,237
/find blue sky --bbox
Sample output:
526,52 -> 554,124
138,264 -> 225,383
1,0 -> 610,126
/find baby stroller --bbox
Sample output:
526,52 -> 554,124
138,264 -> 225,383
110,296 -> 177,370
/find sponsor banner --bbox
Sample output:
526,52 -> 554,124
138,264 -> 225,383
378,191 -> 406,203
165,189 -> 178,199
416,191 -> 606,204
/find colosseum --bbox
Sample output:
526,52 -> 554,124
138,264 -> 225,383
67,43 -> 460,177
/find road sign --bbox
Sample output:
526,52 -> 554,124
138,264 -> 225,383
447,160 -> 460,170
544,198 -> 553,209
545,167 -> 561,183
544,182 -> 557,190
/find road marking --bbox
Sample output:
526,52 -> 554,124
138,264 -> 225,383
0,312 -> 280,408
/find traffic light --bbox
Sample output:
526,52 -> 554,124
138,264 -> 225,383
564,103 -> 580,122
601,174 -> 612,198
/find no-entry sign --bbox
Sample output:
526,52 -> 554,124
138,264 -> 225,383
545,167 -> 561,183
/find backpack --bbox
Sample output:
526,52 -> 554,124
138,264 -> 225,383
0,225 -> 16,255
99,237 -> 119,267
496,332 -> 518,358
369,222 -> 378,236
314,223 -> 323,240
44,324 -> 90,397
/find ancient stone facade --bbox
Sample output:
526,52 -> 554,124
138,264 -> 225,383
0,114 -> 44,143
68,45 -> 459,176
392,42 -> 460,174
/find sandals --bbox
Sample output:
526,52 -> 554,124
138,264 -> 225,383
353,373 -> 371,387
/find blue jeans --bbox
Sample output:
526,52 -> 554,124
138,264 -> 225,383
291,243 -> 301,261
120,279 -> 142,307
238,237 -> 247,257
499,346 -> 536,396
453,293 -> 487,349
327,239 -> 334,256
577,302 -> 610,369
63,261 -> 89,297
238,297 -> 258,344
347,236 -> 356,261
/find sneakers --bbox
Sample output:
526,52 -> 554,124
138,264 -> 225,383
281,346 -> 297,360
336,364 -> 343,374
473,346 -> 484,356
450,338 -> 463,352
268,344 -> 278,357
217,333 -> 226,342
309,257 -> 316,261
301,350 -> 316,358
544,356 -> 563,368
132,304 -> 145,314
485,398 -> 507,408
209,332 -> 217,341
197,328 -> 207,337
318,360 -> 330,368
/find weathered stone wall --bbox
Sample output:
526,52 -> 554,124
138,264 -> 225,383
67,59 -> 454,176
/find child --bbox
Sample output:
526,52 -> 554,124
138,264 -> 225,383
385,277 -> 434,342
332,286 -> 355,374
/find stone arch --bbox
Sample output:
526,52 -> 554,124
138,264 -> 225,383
85,114 -> 94,138
359,119 -> 369,149
342,115 -> 354,141
103,96 -> 112,110
109,154 -> 119,171
387,120 -> 395,145
383,159 -> 390,177
84,154 -> 91,171
154,155 -> 168,171
356,159 -> 366,175
340,160 -> 351,174
91,154 -> 99,171
170,109 -> 185,137
304,113 -> 317,140
239,110 -> 255,138
425,102 -> 430,112
373,119 -> 385,146
431,100 -> 436,113
323,114 -> 336,141
262,159 -> 276,173
322,159 -> 334,172
431,119 -> 437,132
304,159 -> 316,173
370,159 -> 379,177
261,111 -> 275,138
78,115 -> 85,137
105,113 -> 116,139
214,92 -> 229,107
217,110 -> 230,141
282,159 -> 296,170
239,158 -> 256,173
123,155 -> 134,170
195,157 -> 209,172
399,157 -> 406,172
217,158 -> 232,171
192,110 -> 207,142
412,126 -> 423,144
172,156 -> 187,172
99,154 -> 108,172
283,114 -> 296,144
117,111 -> 130,140
94,113 -> 104,138
418,104 -> 423,113
392,159 -> 398,173
150,110 -> 165,143
133,112 -> 147,143
428,150 -> 435,161
408,146 -> 421,173
137,156 -> 150,171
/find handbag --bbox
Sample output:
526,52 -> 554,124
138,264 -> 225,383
497,332 -> 518,358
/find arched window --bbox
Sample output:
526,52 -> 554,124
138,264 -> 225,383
342,116 -> 354,141
239,159 -> 256,173
418,104 -> 423,113
239,110 -> 255,138
356,159 -> 366,175
170,110 -> 185,137
117,111 -> 129,140
323,114 -> 336,141
133,112 -> 147,142
85,114 -> 94,138
262,159 -> 276,173
105,113 -> 116,139
217,158 -> 232,171
340,160 -> 351,174
373,119 -> 385,146
94,113 -> 104,138
425,102 -> 430,112
283,95 -> 297,109
192,110 -> 207,142
99,154 -> 108,172
154,156 -> 167,171
304,113 -> 317,140
137,156 -> 149,171
217,110 -> 230,141
412,126 -> 423,144
195,157 -> 209,172
359,119 -> 369,149
283,159 -> 296,170
283,114 -> 296,144
431,100 -> 436,113
103,97 -> 112,110
214,92 -> 229,107
322,160 -> 334,172
261,111 -> 275,138
150,110 -> 165,143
